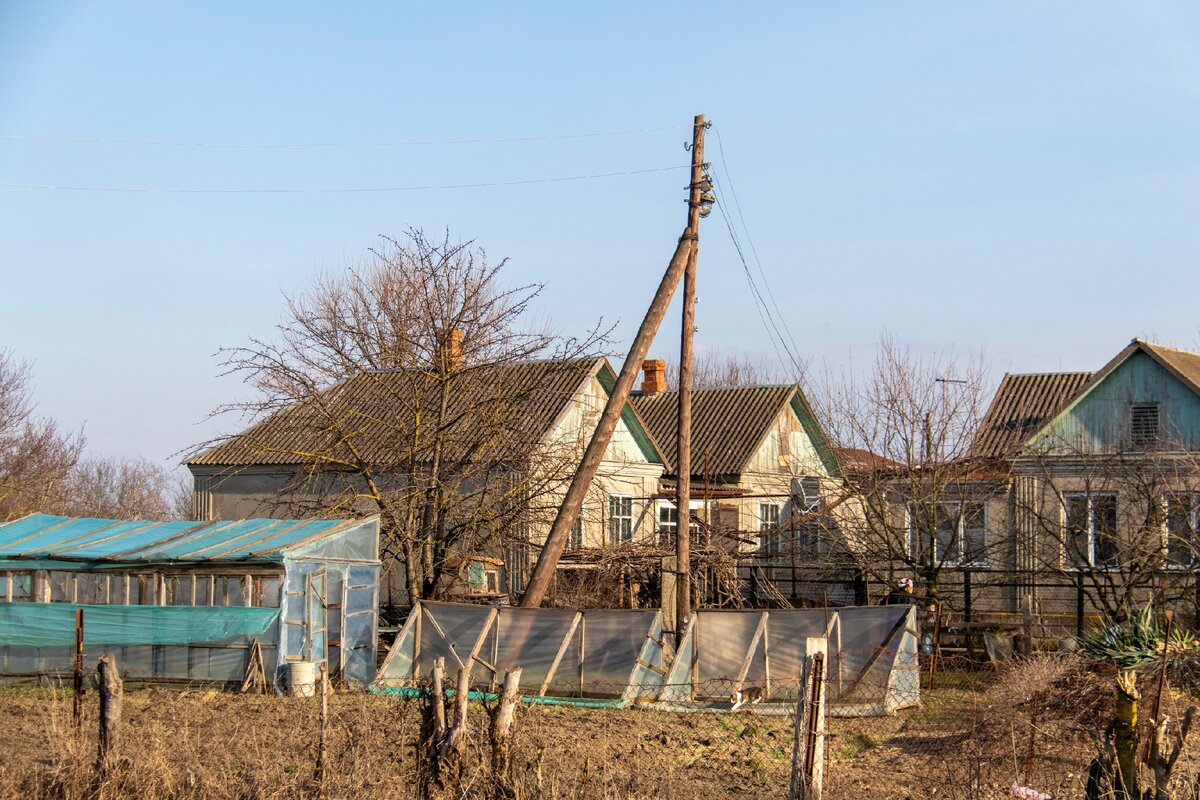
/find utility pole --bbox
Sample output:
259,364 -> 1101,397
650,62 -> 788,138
676,113 -> 706,639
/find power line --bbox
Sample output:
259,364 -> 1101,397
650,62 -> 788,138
711,126 -> 807,377
0,124 -> 688,149
0,164 -> 688,194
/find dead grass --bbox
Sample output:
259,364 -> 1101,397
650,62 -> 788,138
1,659 -> 1199,800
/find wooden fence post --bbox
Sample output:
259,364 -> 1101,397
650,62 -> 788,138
789,647 -> 827,800
316,663 -> 329,795
73,609 -> 84,729
96,654 -> 122,771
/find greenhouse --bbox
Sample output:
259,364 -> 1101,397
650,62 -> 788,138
0,513 -> 380,687
374,600 -> 666,704
659,604 -> 919,716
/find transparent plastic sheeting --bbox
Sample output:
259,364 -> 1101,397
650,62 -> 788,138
377,601 -> 665,699
0,602 -> 276,647
661,604 -> 919,716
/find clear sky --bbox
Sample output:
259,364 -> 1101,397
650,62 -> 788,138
2,2 -> 1199,467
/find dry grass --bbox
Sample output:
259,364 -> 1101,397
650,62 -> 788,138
2,659 -> 1200,800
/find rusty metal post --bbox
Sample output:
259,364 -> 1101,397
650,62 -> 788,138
73,608 -> 84,728
1152,609 -> 1175,724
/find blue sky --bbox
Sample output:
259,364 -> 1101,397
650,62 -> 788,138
2,2 -> 1199,465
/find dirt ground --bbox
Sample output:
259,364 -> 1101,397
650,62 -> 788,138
1,659 -> 1199,800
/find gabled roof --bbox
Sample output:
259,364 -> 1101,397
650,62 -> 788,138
1021,339 -> 1200,451
631,384 -> 838,480
0,513 -> 378,564
969,372 -> 1091,459
191,357 -> 663,468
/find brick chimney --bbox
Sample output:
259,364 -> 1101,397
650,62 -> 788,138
441,328 -> 465,371
641,359 -> 666,395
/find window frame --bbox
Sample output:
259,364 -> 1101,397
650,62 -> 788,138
607,495 -> 634,545
758,502 -> 783,557
1165,492 -> 1200,568
1130,402 -> 1161,448
906,500 -> 989,567
1062,492 -> 1120,570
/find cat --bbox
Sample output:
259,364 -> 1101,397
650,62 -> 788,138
729,686 -> 766,711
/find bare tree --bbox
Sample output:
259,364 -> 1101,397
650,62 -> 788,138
0,350 -> 85,520
663,349 -> 800,391
198,229 -> 612,605
59,456 -> 183,520
815,335 -> 994,596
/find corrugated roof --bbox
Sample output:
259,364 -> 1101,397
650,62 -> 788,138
0,513 -> 365,563
191,358 -> 609,467
632,385 -> 796,478
969,372 -> 1091,459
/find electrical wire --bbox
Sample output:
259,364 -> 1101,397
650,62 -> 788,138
0,124 -> 688,149
0,164 -> 688,194
711,127 -> 806,370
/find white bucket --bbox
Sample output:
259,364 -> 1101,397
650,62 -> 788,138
287,661 -> 317,698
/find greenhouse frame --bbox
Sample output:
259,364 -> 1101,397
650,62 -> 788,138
0,513 -> 381,687
374,600 -> 667,704
659,604 -> 919,716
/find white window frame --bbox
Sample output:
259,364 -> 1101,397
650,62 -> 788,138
654,499 -> 709,547
608,495 -> 634,545
906,500 -> 988,566
1063,492 -> 1120,569
759,503 -> 783,557
1165,492 -> 1200,568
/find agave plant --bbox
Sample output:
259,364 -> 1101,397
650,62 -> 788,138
1078,601 -> 1198,668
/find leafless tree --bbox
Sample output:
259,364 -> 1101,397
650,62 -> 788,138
663,350 -> 800,391
59,456 -> 183,520
815,335 -> 994,596
0,350 -> 85,520
200,229 -> 612,605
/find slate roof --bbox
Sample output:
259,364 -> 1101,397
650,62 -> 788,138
0,513 -> 376,564
191,358 -> 644,468
969,372 -> 1091,459
632,385 -> 802,479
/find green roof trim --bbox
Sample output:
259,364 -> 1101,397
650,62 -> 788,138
596,363 -> 663,465
790,391 -> 841,478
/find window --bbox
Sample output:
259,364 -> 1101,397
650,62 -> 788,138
1167,493 -> 1200,567
759,503 -> 782,556
799,477 -> 823,513
1,571 -> 33,602
1064,493 -> 1119,568
657,503 -> 678,546
568,517 -> 584,550
907,501 -> 988,565
608,496 -> 634,544
1131,403 -> 1160,448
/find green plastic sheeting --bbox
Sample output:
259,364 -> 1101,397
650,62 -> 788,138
368,684 -> 626,709
0,603 -> 276,648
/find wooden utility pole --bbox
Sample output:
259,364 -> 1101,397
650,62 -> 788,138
676,113 -> 706,638
520,115 -> 708,608
520,234 -> 693,607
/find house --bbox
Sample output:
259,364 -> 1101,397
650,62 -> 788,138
628,360 -> 847,605
894,338 -> 1200,633
187,356 -> 667,606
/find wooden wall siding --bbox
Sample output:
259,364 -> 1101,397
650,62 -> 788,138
1034,350 -> 1200,453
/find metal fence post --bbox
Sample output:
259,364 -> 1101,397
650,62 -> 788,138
789,647 -> 827,800
1076,573 -> 1085,638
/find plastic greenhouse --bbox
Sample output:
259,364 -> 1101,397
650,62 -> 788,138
374,600 -> 667,705
659,604 -> 919,716
0,513 -> 381,687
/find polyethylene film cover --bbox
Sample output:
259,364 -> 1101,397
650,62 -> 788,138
837,605 -> 908,696
417,602 -> 494,674
580,610 -> 656,689
495,607 -> 577,691
694,611 -> 767,684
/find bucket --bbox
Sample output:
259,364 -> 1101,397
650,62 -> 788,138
288,661 -> 317,698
